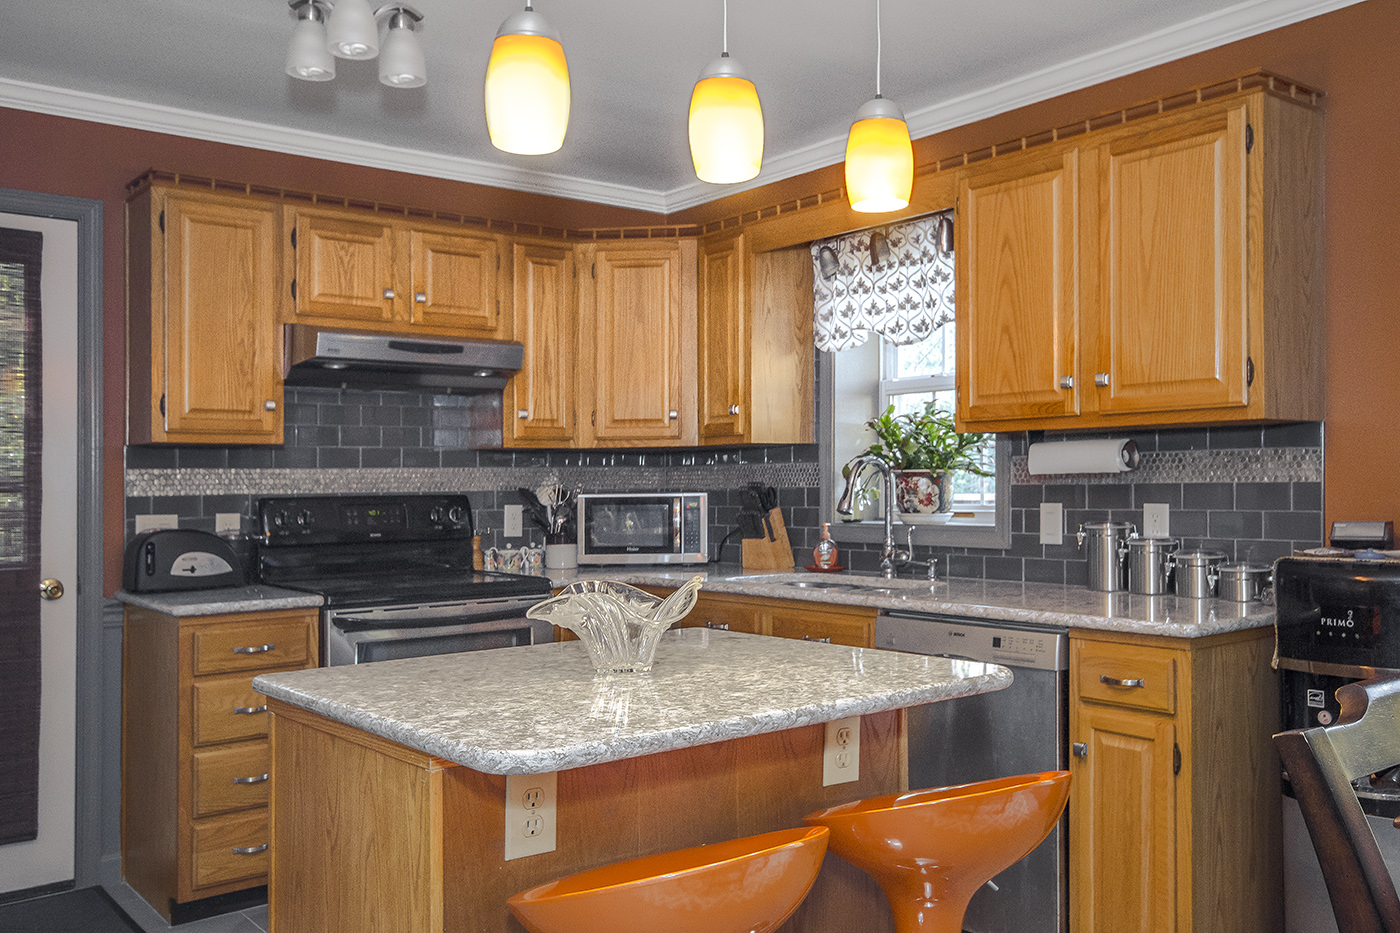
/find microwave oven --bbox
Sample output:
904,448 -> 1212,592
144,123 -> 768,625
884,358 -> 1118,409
576,493 -> 708,565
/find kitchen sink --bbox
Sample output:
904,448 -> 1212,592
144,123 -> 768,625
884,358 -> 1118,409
725,573 -> 933,595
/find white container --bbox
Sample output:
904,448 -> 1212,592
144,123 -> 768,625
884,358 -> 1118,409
544,542 -> 578,569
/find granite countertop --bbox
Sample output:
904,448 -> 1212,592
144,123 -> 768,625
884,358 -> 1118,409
546,564 -> 1276,639
115,585 -> 323,616
253,627 -> 1011,775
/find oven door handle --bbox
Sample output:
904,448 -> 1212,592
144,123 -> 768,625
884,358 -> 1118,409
329,600 -> 545,632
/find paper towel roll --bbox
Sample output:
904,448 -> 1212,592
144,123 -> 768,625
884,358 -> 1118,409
1027,439 -> 1140,475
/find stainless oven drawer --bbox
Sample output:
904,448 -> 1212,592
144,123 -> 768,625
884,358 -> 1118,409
324,595 -> 551,666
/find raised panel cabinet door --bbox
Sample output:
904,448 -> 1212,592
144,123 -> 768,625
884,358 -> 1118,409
1095,104 -> 1248,414
506,242 -> 575,445
698,233 -> 746,442
591,244 -> 689,444
409,229 -> 501,334
290,209 -> 398,325
1070,702 -> 1177,933
161,193 -> 283,443
957,147 -> 1081,426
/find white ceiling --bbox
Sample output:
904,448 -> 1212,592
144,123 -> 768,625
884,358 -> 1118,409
0,0 -> 1356,214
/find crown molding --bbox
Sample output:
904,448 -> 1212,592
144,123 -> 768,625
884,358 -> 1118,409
1,0 -> 1362,215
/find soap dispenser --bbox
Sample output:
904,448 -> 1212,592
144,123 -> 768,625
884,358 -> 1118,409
813,522 -> 839,570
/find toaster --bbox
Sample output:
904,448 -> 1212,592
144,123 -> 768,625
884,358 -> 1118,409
122,529 -> 247,592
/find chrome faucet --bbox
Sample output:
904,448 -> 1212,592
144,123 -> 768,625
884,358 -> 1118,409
836,454 -> 909,578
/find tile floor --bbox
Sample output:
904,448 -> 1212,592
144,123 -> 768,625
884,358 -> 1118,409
106,883 -> 267,933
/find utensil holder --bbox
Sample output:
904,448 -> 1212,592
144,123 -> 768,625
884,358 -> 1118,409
742,509 -> 795,570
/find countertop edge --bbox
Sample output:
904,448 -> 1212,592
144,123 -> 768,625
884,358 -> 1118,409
116,585 -> 324,616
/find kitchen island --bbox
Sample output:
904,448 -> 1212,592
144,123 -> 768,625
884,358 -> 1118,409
253,627 -> 1010,933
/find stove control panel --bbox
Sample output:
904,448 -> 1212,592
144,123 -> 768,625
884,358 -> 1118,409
259,494 -> 474,546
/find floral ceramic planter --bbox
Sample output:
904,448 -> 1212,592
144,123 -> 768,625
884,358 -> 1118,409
893,469 -> 952,515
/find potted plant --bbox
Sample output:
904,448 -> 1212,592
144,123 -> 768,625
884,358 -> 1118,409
848,402 -> 991,515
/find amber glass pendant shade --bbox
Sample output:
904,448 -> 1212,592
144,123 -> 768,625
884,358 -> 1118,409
689,62 -> 764,184
845,98 -> 913,213
485,14 -> 571,156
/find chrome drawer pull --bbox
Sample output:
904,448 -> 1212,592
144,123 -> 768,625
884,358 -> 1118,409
232,843 -> 268,856
233,773 -> 269,785
1100,675 -> 1145,688
705,622 -> 730,630
233,705 -> 268,715
233,643 -> 275,655
802,635 -> 832,644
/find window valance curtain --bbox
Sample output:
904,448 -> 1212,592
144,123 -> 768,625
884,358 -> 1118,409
810,210 -> 954,352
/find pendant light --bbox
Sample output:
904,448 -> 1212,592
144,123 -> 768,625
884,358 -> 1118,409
688,0 -> 764,184
378,5 -> 426,88
326,0 -> 379,60
845,0 -> 913,213
286,0 -> 335,82
485,3 -> 571,156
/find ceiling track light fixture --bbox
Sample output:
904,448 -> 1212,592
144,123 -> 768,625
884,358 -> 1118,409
688,0 -> 764,184
377,5 -> 426,88
485,3 -> 571,156
286,0 -> 335,82
845,0 -> 914,213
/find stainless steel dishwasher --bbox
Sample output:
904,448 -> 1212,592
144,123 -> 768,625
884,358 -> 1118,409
875,611 -> 1069,933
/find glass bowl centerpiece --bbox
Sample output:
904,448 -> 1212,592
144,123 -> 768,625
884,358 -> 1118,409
526,575 -> 705,674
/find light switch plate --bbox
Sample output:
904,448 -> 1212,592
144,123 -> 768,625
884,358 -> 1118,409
822,716 -> 861,786
503,504 -> 523,538
135,514 -> 179,533
1039,502 -> 1063,545
1143,503 -> 1170,537
215,513 -> 242,535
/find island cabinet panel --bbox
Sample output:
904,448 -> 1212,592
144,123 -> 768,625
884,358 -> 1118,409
504,240 -> 577,446
266,699 -> 904,933
127,185 -> 284,445
575,240 -> 698,447
956,87 -> 1322,433
1068,627 -> 1281,933
122,607 -> 318,921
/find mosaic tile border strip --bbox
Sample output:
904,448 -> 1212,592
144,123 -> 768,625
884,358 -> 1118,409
125,462 -> 822,498
1010,446 -> 1322,485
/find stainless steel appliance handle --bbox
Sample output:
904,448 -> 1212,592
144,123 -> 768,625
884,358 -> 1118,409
233,705 -> 268,715
801,635 -> 832,644
234,773 -> 269,785
233,643 -> 275,655
705,622 -> 730,630
1100,675 -> 1145,688
232,843 -> 268,856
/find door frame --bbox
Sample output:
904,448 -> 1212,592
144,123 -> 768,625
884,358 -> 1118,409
0,188 -> 103,887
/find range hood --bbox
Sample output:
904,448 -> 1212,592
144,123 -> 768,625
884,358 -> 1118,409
283,324 -> 524,392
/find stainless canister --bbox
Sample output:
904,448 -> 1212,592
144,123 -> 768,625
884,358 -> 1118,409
1078,521 -> 1136,592
1216,563 -> 1274,602
1170,549 -> 1228,598
1123,536 -> 1179,595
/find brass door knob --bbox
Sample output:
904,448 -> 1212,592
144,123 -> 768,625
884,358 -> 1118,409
39,578 -> 64,600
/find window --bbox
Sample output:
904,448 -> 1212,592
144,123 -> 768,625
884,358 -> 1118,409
815,216 -> 1009,550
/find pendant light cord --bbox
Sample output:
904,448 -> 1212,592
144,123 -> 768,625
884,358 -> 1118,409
722,0 -> 729,56
875,0 -> 883,98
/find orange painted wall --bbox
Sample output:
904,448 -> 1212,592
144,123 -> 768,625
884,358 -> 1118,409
2,0 -> 1395,593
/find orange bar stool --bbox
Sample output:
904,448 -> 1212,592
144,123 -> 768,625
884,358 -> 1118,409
803,771 -> 1071,933
507,825 -> 829,933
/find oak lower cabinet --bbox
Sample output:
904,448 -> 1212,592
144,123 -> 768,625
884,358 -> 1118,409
127,183 -> 284,444
1068,628 -> 1281,933
121,606 -> 318,921
284,204 -> 505,338
677,591 -> 875,647
504,239 -> 576,446
576,240 -> 698,446
956,85 -> 1322,433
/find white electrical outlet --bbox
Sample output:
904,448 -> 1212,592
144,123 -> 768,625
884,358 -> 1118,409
503,504 -> 524,538
1039,502 -> 1064,545
135,514 -> 179,533
504,772 -> 557,860
1143,503 -> 1170,537
215,513 -> 242,535
822,716 -> 861,786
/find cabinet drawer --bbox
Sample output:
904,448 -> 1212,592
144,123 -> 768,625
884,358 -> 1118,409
1075,642 -> 1176,713
191,810 -> 268,890
192,676 -> 269,747
192,744 -> 269,818
191,616 -> 313,676
768,606 -> 874,648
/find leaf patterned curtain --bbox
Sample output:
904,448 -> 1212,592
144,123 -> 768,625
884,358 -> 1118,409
811,210 -> 954,352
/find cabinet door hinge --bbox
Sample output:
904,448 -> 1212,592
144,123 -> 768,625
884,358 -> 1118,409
1173,742 -> 1182,776
290,227 -> 297,250
1246,356 -> 1255,387
591,262 -> 596,279
290,278 -> 297,301
158,210 -> 164,234
159,394 -> 166,418
1245,124 -> 1254,155
496,254 -> 500,270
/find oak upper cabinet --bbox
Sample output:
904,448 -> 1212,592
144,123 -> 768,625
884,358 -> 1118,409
956,87 -> 1322,433
956,144 -> 1083,425
127,184 -> 284,444
576,239 -> 698,447
505,239 -> 576,446
1068,629 -> 1282,933
285,204 -> 504,338
698,231 -> 747,442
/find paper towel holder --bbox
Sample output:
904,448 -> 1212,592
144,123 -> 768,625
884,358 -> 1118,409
1026,438 -> 1140,476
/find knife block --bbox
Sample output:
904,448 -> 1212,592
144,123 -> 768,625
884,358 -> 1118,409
741,509 -> 795,570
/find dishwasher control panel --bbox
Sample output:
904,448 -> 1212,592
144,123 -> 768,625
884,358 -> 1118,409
875,612 -> 1068,671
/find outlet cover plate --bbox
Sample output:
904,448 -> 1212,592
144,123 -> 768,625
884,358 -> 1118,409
135,514 -> 179,533
1039,502 -> 1064,545
505,771 -> 557,860
1143,503 -> 1170,538
215,512 -> 242,535
503,503 -> 524,539
822,716 -> 861,786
